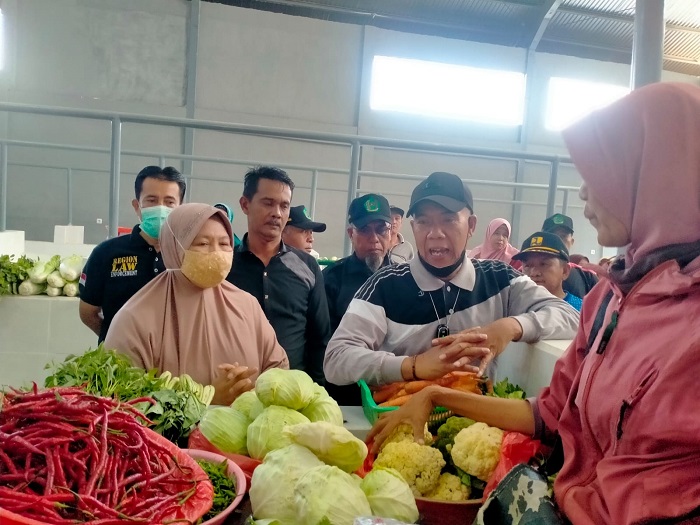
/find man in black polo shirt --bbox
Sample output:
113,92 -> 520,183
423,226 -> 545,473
226,166 -> 330,384
79,166 -> 186,342
323,194 -> 393,333
542,213 -> 598,298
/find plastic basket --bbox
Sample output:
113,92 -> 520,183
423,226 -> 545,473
358,380 -> 451,426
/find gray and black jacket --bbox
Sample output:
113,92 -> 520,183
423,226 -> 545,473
323,256 -> 579,386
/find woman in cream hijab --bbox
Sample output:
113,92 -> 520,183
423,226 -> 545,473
105,203 -> 289,405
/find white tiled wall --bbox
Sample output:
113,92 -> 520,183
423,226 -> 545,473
0,296 -> 97,389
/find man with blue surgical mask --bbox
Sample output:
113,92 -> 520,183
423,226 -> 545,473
79,166 -> 186,342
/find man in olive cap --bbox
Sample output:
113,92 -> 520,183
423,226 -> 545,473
324,193 -> 393,333
323,193 -> 394,404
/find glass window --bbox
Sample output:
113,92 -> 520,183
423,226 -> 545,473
546,77 -> 629,131
370,55 -> 526,126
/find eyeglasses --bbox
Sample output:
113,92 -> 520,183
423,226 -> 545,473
353,223 -> 391,237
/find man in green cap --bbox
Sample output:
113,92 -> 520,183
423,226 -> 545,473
323,193 -> 394,404
542,213 -> 598,298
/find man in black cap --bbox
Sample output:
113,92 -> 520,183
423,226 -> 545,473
542,213 -> 598,298
512,232 -> 583,312
389,205 -> 415,263
324,172 -> 579,387
282,205 -> 326,257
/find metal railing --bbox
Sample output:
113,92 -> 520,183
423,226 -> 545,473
0,101 -> 574,255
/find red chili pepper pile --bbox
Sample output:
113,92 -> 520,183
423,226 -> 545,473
0,386 -> 212,524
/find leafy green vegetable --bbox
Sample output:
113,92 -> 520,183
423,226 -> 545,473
0,254 -> 35,296
136,388 -> 206,446
196,459 -> 237,523
45,346 -> 164,400
491,378 -> 527,399
44,345 -> 207,445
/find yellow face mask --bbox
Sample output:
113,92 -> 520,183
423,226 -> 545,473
180,250 -> 232,289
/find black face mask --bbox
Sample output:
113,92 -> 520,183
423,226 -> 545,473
418,250 -> 466,278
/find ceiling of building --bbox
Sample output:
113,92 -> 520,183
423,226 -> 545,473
206,0 -> 700,76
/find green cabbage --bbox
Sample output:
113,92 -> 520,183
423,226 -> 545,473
255,368 -> 315,410
249,444 -> 324,524
299,391 -> 343,426
294,465 -> 372,525
198,406 -> 250,455
246,405 -> 310,460
249,395 -> 265,420
231,390 -> 263,420
283,421 -> 367,473
360,468 -> 419,523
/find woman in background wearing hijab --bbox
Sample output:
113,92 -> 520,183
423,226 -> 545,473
105,203 -> 289,405
368,83 -> 700,524
469,218 -> 520,266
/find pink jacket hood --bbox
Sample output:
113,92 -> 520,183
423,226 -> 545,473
536,255 -> 700,525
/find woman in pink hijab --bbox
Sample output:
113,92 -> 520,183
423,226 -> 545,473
469,218 -> 520,265
368,83 -> 700,525
105,203 -> 289,405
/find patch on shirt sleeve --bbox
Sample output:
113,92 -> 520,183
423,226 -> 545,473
79,272 -> 87,286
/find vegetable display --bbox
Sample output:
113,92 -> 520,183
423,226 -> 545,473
44,346 -> 213,445
3,253 -> 85,297
188,368 -> 419,524
0,386 -> 213,524
365,378 -> 530,504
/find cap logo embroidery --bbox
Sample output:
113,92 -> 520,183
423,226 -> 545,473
553,215 -> 564,225
530,236 -> 543,247
364,197 -> 380,213
303,206 -> 311,219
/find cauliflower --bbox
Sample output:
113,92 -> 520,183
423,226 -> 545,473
373,441 -> 445,497
423,472 -> 472,501
433,416 -> 475,461
450,422 -> 503,482
379,422 -> 433,452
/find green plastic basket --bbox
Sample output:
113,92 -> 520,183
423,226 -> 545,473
358,380 -> 451,426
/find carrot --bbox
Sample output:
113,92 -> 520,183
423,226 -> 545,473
379,394 -> 413,407
450,374 -> 482,394
404,380 -> 433,394
371,382 -> 405,403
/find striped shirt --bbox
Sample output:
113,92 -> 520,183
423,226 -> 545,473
324,256 -> 579,385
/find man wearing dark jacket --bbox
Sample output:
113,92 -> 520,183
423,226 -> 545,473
542,213 -> 598,298
323,194 -> 393,332
323,193 -> 393,404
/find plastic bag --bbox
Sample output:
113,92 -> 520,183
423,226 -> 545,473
483,431 -> 542,498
